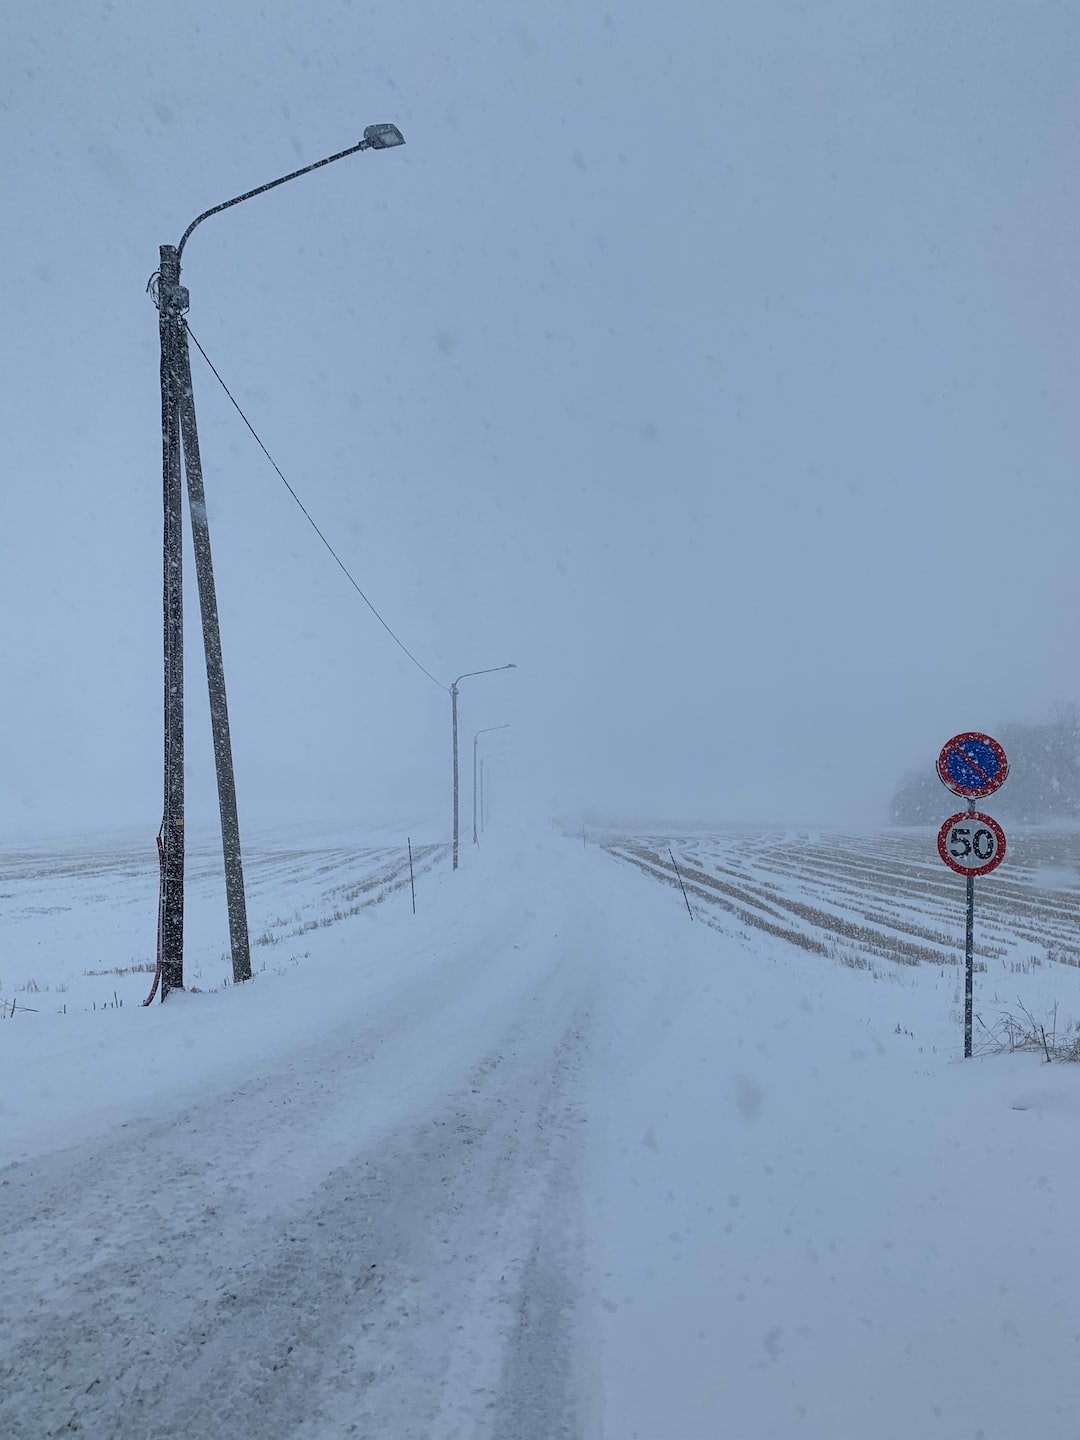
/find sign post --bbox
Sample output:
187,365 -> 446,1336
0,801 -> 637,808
936,734 -> 1009,1057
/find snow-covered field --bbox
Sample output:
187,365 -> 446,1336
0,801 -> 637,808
3,821 -> 1080,1438
0,821 -> 447,1018
606,824 -> 1080,1054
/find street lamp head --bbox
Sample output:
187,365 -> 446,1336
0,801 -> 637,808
364,123 -> 406,149
175,127 -> 408,260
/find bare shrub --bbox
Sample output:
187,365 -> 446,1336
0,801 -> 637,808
976,1001 -> 1080,1062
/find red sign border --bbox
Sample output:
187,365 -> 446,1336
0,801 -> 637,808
937,811 -> 1007,877
936,732 -> 1009,799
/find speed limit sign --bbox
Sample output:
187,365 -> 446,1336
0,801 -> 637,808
937,811 -> 1006,877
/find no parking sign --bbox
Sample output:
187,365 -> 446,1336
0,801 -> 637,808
937,732 -> 1008,799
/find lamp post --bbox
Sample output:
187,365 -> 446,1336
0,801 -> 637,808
154,124 -> 406,998
473,724 -> 510,845
451,665 -> 515,870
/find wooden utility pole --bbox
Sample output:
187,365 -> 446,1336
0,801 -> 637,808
157,245 -> 186,997
175,307 -> 251,985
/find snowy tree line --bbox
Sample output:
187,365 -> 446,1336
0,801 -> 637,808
890,705 -> 1080,825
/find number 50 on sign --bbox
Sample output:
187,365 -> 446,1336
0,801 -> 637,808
937,811 -> 1006,877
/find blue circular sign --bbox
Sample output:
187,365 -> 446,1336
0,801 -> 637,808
937,732 -> 1008,798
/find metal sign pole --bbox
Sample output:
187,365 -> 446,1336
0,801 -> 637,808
965,870 -> 975,1059
965,794 -> 976,1058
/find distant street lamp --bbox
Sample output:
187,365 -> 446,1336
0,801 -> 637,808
451,665 -> 515,869
473,724 -> 510,845
153,124 -> 406,998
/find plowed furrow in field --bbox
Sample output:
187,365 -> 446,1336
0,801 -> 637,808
607,849 -> 834,958
746,849 -> 1080,939
610,846 -> 956,968
606,829 -> 1080,975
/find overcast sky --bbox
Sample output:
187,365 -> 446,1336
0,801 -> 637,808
2,0 -> 1078,839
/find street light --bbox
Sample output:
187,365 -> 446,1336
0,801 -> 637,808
153,124 -> 406,998
450,665 -> 515,870
473,724 -> 510,845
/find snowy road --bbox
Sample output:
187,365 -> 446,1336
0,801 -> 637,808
4,826 -> 1080,1438
2,844 -> 603,1439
